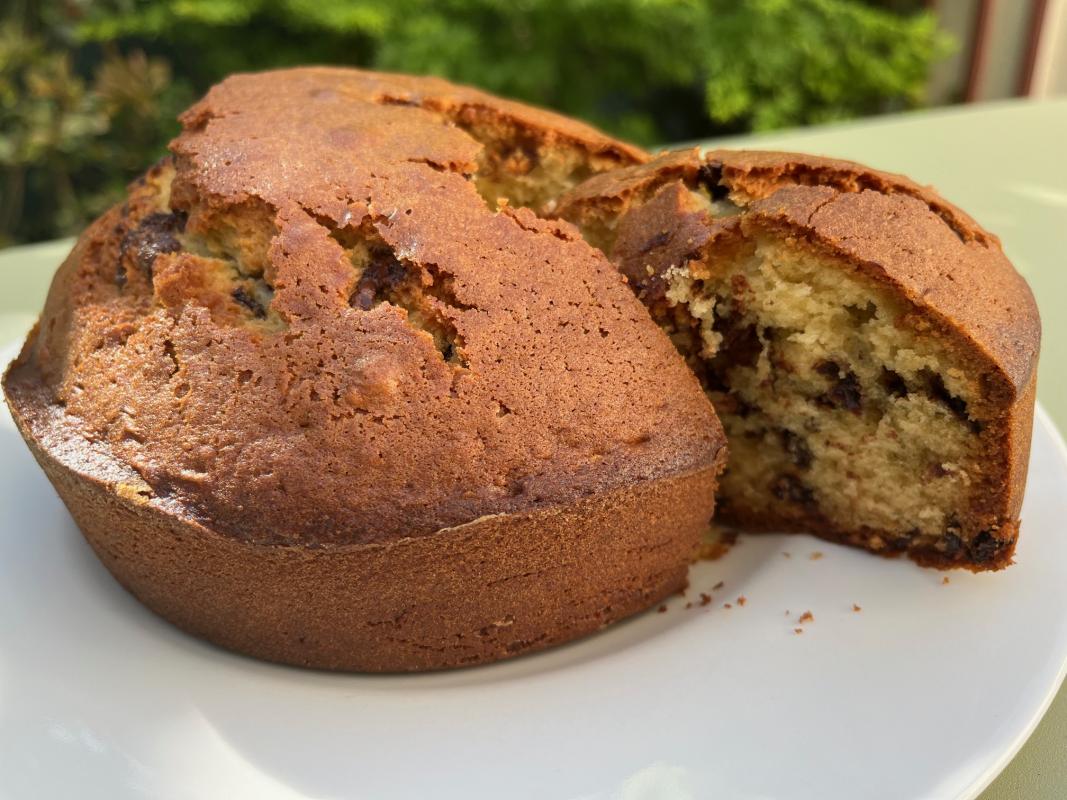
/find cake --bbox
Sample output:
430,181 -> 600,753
2,68 -> 729,671
556,149 -> 1040,570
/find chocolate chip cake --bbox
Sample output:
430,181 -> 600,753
556,149 -> 1039,570
2,68 -> 729,671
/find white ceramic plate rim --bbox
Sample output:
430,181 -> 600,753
959,404 -> 1067,799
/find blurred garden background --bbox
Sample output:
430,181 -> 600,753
2,0 -> 1064,247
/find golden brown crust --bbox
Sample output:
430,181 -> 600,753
4,374 -> 718,671
704,149 -> 995,245
2,68 -> 726,670
558,148 -> 699,213
12,68 -> 720,547
238,66 -> 650,168
557,148 -> 1041,570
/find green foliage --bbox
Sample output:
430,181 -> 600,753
702,0 -> 950,130
1,0 -> 951,246
1,3 -> 191,246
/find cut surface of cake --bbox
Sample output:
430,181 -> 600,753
556,149 -> 1040,570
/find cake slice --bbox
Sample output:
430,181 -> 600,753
556,149 -> 1040,570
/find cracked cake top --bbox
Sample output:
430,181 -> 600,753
557,147 -> 1040,395
6,67 -> 724,547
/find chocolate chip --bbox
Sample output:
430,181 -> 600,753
940,531 -> 963,556
778,428 -> 813,469
815,364 -> 862,414
118,211 -> 187,285
696,359 -> 728,393
969,531 -> 1001,563
712,316 -> 762,371
232,286 -> 266,318
735,397 -> 756,418
922,371 -> 981,433
881,368 -> 909,398
350,249 -> 409,310
815,360 -> 840,378
888,535 -> 912,553
698,160 -> 729,201
770,474 -> 816,508
925,372 -> 964,415
698,316 -> 763,394
638,230 -> 671,254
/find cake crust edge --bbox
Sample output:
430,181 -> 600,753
4,356 -> 721,671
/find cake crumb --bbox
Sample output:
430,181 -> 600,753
942,576 -> 950,585
794,627 -> 804,635
782,551 -> 792,558
699,592 -> 712,606
712,580 -> 725,591
657,604 -> 668,613
723,602 -> 732,609
737,595 -> 747,607
685,602 -> 694,610
697,529 -> 738,561
809,551 -> 824,560
852,603 -> 862,612
798,610 -> 814,624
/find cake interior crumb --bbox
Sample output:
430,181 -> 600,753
651,227 -> 989,562
451,111 -> 617,213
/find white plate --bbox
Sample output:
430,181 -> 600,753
2,340 -> 1066,800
